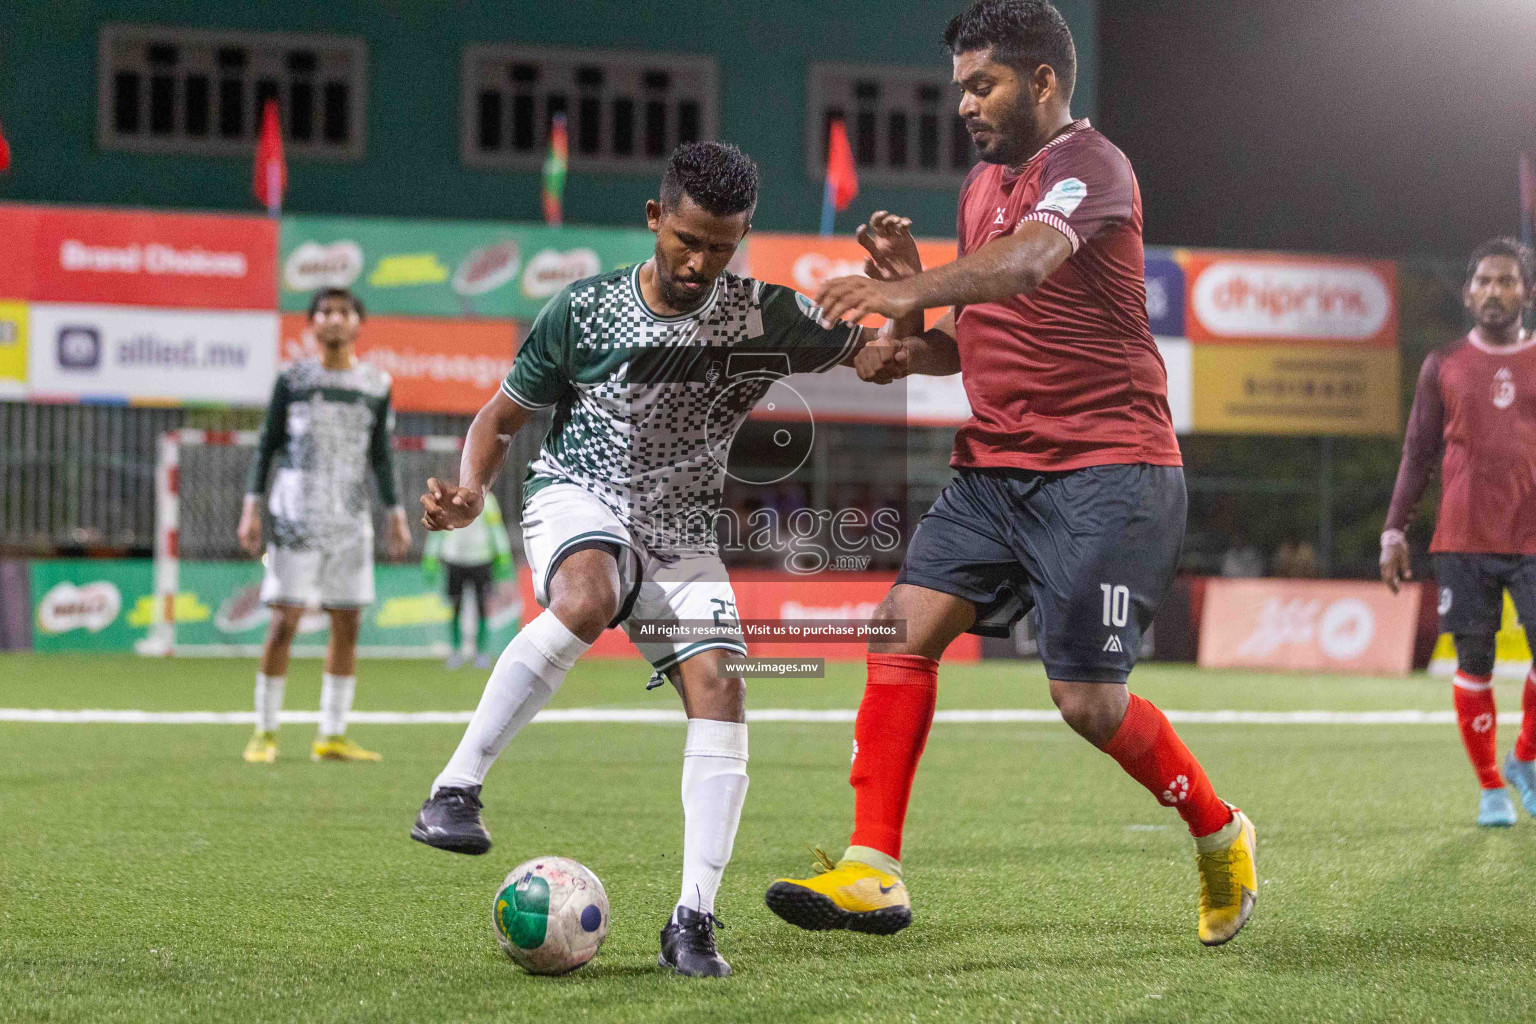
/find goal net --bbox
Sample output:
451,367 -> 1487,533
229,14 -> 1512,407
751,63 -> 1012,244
143,429 -> 523,657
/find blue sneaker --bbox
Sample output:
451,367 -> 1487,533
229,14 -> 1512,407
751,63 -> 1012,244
1503,753 -> 1536,816
1478,788 -> 1516,827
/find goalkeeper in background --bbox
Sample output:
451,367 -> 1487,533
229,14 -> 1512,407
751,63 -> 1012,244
423,490 -> 515,669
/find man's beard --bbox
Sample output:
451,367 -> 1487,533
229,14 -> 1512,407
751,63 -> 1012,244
655,261 -> 711,311
1476,302 -> 1521,331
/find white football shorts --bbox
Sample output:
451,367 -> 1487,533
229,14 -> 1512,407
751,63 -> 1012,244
259,532 -> 376,610
520,483 -> 747,679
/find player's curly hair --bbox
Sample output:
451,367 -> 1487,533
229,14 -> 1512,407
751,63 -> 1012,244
944,0 -> 1077,102
659,141 -> 759,218
307,287 -> 366,321
1465,237 -> 1535,291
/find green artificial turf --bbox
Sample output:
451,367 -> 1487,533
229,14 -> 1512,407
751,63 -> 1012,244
2,654 -> 1534,1023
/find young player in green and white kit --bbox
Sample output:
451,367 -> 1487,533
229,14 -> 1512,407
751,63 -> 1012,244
239,288 -> 412,764
410,142 -> 887,977
423,490 -> 515,669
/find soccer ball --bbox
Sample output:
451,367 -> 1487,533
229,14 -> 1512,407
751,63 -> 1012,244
492,856 -> 610,975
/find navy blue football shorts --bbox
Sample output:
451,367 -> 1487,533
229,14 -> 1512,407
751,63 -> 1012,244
895,463 -> 1186,683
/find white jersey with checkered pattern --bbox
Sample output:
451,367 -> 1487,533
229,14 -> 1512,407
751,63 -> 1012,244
502,263 -> 862,553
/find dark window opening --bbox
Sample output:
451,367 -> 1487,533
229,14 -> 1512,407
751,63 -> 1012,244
887,111 -> 908,168
113,72 -> 141,134
678,100 -> 700,144
184,75 -> 209,136
478,91 -> 502,150
322,81 -> 349,142
612,97 -> 635,156
512,94 -> 535,150
289,81 -> 314,141
855,110 -> 877,165
149,74 -> 175,135
577,96 -> 602,154
219,78 -> 244,137
644,99 -> 666,157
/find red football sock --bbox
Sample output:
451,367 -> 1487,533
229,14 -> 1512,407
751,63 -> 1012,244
1454,671 -> 1502,789
1516,670 -> 1536,763
848,653 -> 939,861
1103,694 -> 1232,837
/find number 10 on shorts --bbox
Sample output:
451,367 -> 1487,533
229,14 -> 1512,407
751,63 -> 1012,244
1101,584 -> 1129,627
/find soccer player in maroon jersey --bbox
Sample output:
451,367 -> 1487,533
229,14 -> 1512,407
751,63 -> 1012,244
1382,237 -> 1536,827
766,0 -> 1256,947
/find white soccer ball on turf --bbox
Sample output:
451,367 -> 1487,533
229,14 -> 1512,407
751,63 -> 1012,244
492,856 -> 610,975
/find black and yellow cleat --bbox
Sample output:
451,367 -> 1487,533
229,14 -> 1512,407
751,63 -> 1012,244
765,847 -> 911,935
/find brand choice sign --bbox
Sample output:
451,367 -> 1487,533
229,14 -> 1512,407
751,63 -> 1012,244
18,207 -> 277,309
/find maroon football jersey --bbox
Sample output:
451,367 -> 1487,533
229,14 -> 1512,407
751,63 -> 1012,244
1386,330 -> 1536,553
950,119 -> 1182,471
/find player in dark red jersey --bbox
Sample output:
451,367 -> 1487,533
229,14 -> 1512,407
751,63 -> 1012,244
1382,237 -> 1536,827
766,0 -> 1255,947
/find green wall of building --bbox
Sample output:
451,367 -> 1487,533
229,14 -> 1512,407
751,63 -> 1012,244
0,0 -> 1096,236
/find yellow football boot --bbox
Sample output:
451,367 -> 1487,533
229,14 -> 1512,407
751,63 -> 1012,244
1195,806 -> 1257,946
242,730 -> 278,764
311,735 -> 382,762
765,847 -> 911,934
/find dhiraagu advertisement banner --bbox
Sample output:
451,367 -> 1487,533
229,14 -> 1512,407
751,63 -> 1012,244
28,559 -> 521,656
278,216 -> 656,320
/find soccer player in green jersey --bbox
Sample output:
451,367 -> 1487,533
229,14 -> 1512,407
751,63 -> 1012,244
411,142 -> 887,977
239,288 -> 413,764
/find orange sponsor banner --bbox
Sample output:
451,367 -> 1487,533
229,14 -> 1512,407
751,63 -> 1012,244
744,232 -> 957,329
1182,250 -> 1397,348
518,568 -> 980,663
279,313 -> 518,414
1198,578 -> 1421,674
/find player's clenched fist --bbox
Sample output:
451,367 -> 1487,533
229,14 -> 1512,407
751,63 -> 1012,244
420,477 -> 484,532
854,334 -> 914,385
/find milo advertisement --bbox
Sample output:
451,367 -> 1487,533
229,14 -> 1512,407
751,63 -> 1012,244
29,559 -> 154,653
27,559 -> 522,656
279,216 -> 656,320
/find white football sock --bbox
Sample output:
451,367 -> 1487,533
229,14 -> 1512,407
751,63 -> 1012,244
254,673 -> 285,733
318,673 -> 355,738
677,718 -> 750,919
432,612 -> 590,794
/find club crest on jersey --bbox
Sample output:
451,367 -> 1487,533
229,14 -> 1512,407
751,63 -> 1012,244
1492,367 -> 1515,410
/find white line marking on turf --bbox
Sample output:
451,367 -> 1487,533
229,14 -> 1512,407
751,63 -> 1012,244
0,708 -> 1516,725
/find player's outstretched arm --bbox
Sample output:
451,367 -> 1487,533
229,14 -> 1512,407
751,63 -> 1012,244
819,221 -> 1072,324
421,389 -> 533,532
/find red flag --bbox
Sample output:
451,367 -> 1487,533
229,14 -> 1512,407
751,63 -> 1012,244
0,119 -> 11,173
252,99 -> 286,214
826,117 -> 858,212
